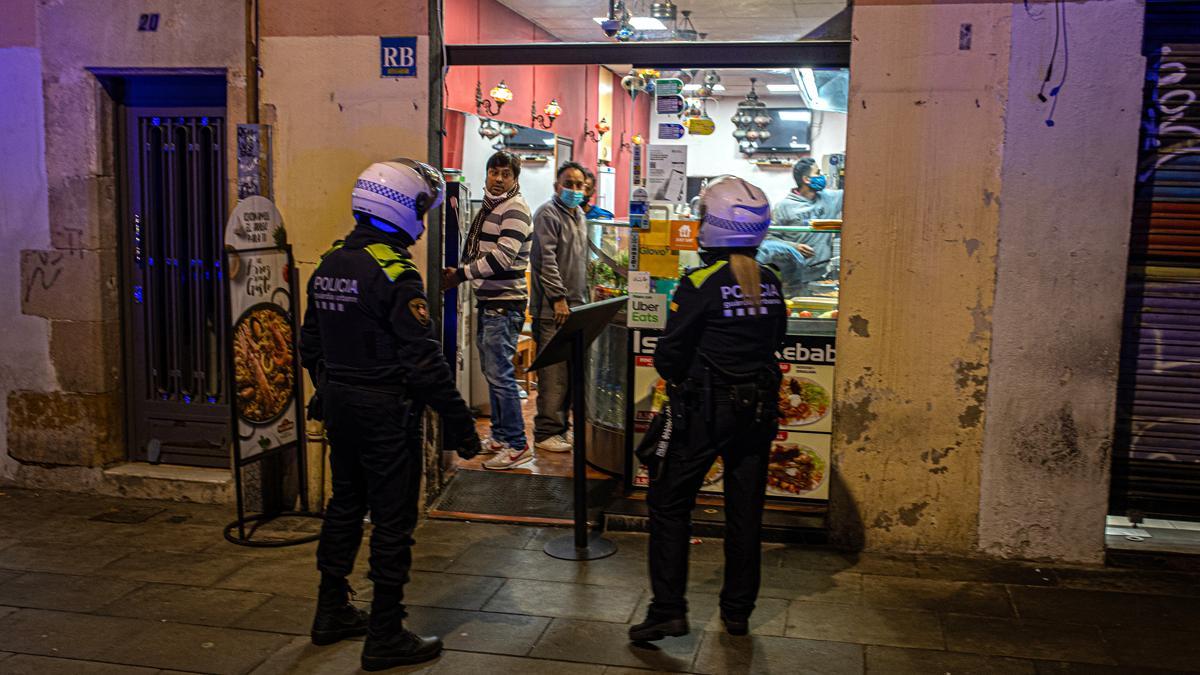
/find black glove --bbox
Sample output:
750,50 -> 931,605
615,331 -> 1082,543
455,433 -> 483,461
306,392 -> 324,422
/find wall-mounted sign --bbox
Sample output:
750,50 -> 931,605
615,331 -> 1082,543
647,145 -> 688,203
669,218 -> 699,251
656,95 -> 685,115
137,13 -> 160,31
226,196 -> 284,251
654,78 -> 684,97
628,293 -> 668,329
657,123 -> 686,140
380,37 -> 418,77
685,118 -> 715,136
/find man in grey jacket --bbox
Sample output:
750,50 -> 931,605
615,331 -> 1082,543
765,157 -> 844,294
529,162 -> 590,453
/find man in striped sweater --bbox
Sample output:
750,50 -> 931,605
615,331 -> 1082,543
443,151 -> 534,470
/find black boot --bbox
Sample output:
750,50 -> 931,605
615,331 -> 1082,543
361,585 -> 442,671
720,611 -> 749,636
311,573 -> 369,646
628,612 -> 690,642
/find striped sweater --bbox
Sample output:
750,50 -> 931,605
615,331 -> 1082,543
462,192 -> 533,304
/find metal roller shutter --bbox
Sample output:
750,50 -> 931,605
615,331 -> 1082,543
1112,1 -> 1200,520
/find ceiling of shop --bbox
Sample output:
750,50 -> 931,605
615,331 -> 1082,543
603,67 -> 807,101
494,0 -> 847,43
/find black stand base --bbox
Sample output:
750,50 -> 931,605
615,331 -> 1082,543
223,511 -> 324,548
544,531 -> 618,561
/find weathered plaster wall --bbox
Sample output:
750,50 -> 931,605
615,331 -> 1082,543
978,0 -> 1145,563
833,2 -> 1011,553
258,35 -> 431,283
0,35 -> 57,481
7,0 -> 246,482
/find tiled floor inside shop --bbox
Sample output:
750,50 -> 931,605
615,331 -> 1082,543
0,488 -> 1198,673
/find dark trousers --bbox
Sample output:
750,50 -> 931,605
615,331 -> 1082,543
317,382 -> 423,607
647,399 -> 775,619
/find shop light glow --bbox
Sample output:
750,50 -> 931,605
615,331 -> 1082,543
778,110 -> 813,122
683,83 -> 725,92
796,68 -> 822,106
766,84 -> 801,93
592,16 -> 666,30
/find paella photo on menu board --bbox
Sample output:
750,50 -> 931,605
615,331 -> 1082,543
234,303 -> 295,424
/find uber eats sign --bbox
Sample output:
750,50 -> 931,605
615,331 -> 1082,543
628,293 -> 668,329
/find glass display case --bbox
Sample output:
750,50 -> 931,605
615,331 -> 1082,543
584,219 -> 634,475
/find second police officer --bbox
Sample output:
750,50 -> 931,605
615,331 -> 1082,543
630,176 -> 788,642
299,158 -> 481,671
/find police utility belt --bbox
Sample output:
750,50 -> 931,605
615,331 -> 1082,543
635,353 -> 780,479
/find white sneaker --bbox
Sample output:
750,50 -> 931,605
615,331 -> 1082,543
477,437 -> 504,456
535,434 -> 572,453
483,446 -> 533,470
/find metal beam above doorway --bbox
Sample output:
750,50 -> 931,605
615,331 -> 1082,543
445,40 -> 851,68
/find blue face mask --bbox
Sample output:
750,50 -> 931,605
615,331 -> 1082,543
807,175 -> 827,192
559,188 -> 585,208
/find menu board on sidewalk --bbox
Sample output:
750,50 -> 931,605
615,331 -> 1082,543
226,247 -> 301,460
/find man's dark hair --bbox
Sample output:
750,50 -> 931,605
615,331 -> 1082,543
581,167 -> 596,183
792,157 -> 818,188
557,161 -> 587,180
487,151 -> 521,180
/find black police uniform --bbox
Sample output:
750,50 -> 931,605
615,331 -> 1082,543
300,224 -> 476,607
648,250 -> 788,624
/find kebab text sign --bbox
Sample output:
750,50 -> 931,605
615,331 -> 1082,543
776,335 -> 835,434
227,247 -> 300,460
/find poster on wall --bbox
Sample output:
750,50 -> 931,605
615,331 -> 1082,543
629,329 -> 664,488
647,145 -> 688,203
226,247 -> 301,460
627,330 -> 836,502
766,430 -> 831,500
777,334 -> 836,434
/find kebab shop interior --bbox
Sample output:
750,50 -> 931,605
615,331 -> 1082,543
433,63 -> 848,535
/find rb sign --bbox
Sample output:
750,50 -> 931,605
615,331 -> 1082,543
380,37 -> 418,78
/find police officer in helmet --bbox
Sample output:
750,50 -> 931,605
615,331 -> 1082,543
300,159 -> 481,670
630,176 -> 787,642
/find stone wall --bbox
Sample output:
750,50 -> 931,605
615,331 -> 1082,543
5,0 -> 247,483
0,0 -> 57,480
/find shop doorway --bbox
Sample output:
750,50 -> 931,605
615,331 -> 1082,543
108,74 -> 232,468
433,41 -> 850,530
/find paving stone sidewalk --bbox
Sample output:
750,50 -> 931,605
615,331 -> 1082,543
0,488 -> 1196,674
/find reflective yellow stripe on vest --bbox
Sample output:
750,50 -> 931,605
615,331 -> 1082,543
687,259 -> 728,289
363,243 -> 417,282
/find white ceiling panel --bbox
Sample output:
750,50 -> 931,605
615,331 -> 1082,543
493,0 -> 847,43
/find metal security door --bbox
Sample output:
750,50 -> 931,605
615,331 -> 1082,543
123,110 -> 231,467
1112,3 -> 1200,520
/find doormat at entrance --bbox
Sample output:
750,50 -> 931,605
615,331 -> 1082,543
432,470 -> 614,521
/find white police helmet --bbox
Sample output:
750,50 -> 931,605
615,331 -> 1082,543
351,158 -> 445,242
696,175 -> 771,249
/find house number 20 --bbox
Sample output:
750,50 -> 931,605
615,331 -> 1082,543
138,13 -> 160,32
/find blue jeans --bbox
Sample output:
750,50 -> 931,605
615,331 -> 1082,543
477,306 -> 527,450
